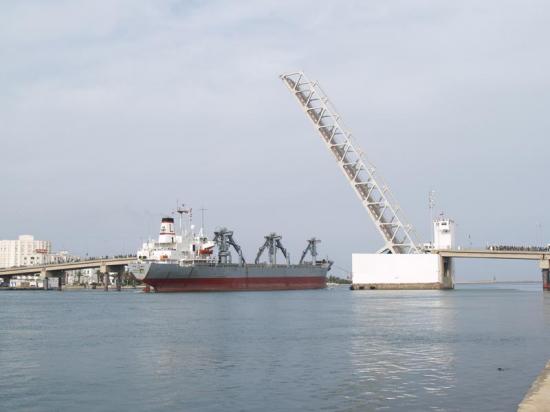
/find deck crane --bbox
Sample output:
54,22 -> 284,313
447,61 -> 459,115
213,228 -> 246,265
255,233 -> 290,266
299,238 -> 321,264
280,72 -> 420,254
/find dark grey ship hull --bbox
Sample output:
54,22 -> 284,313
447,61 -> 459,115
129,261 -> 328,292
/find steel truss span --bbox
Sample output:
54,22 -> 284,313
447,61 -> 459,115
281,71 -> 419,254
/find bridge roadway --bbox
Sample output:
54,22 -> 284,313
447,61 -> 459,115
0,257 -> 136,290
434,249 -> 550,261
0,257 -> 135,277
2,250 -> 549,290
432,249 -> 550,291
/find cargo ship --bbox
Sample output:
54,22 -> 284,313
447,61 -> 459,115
128,210 -> 331,292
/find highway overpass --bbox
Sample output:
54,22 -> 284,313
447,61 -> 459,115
0,257 -> 136,290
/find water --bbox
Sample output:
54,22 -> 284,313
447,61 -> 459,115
1,284 -> 549,412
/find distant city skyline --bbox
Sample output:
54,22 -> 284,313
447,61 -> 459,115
1,1 -> 549,281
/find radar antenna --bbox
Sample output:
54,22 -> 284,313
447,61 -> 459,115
281,72 -> 420,254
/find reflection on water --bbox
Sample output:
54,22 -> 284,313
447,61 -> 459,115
0,284 -> 549,411
347,293 -> 455,410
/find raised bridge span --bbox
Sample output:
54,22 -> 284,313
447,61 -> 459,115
0,257 -> 135,290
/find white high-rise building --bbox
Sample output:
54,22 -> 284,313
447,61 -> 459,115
0,235 -> 52,268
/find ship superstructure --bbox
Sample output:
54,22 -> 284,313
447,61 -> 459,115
136,214 -> 215,264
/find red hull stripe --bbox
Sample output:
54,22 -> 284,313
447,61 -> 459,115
145,276 -> 327,292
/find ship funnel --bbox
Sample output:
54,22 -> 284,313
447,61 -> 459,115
159,217 -> 176,244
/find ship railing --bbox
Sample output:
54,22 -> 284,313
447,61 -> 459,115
250,262 -> 321,268
157,259 -> 179,264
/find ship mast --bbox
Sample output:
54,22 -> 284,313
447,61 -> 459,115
176,203 -> 186,238
199,207 -> 207,237
281,71 -> 420,254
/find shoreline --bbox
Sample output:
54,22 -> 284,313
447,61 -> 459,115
456,281 -> 541,285
0,285 -> 141,291
518,361 -> 550,411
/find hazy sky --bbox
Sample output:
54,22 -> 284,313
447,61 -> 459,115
1,1 -> 549,280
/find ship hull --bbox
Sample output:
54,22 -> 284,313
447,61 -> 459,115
129,261 -> 328,292
147,276 -> 326,292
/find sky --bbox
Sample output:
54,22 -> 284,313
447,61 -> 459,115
1,0 -> 549,280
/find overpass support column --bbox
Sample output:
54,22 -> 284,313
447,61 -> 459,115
115,269 -> 122,292
100,264 -> 109,292
541,260 -> 550,291
41,269 -> 51,290
57,271 -> 63,291
439,256 -> 454,289
540,260 -> 550,291
111,266 -> 125,292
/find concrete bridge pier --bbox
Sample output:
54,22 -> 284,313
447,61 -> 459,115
115,272 -> 122,291
41,269 -> 63,291
99,264 -> 109,291
41,269 -> 52,290
106,265 -> 125,292
100,264 -> 125,291
439,256 -> 455,289
541,260 -> 550,291
57,271 -> 63,291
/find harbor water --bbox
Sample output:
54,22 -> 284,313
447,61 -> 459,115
1,283 -> 550,411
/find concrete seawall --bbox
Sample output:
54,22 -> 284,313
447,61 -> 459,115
350,282 -> 451,290
518,361 -> 550,411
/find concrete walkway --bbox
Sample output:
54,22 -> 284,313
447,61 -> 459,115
518,361 -> 550,411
